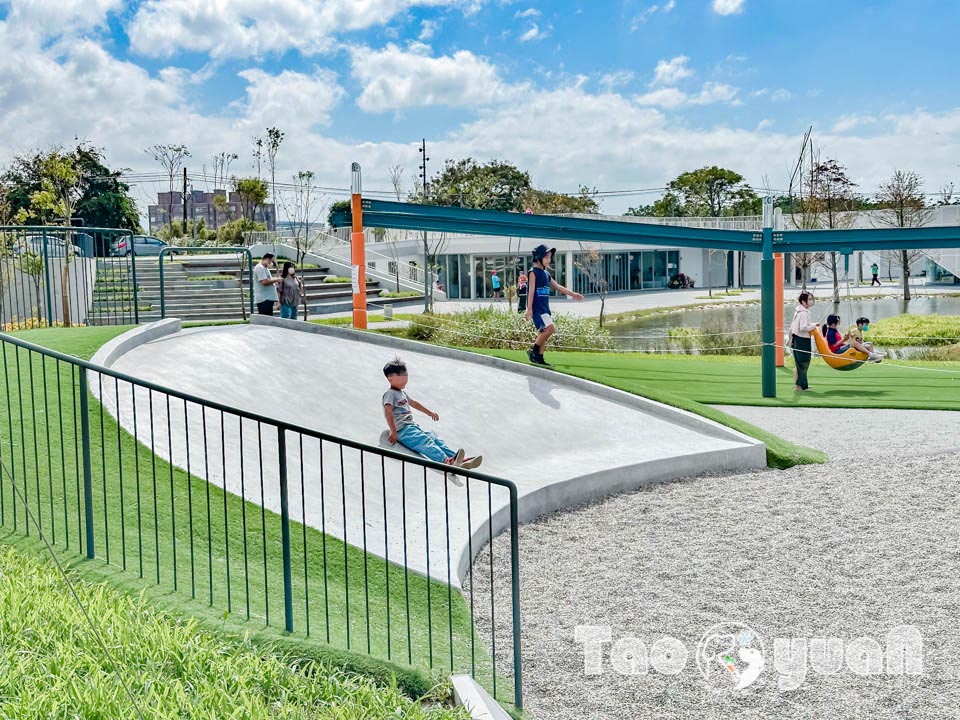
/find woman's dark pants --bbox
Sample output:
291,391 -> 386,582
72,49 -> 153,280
792,334 -> 812,389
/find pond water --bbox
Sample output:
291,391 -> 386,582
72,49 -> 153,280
611,294 -> 960,357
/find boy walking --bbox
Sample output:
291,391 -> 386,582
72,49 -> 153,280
382,358 -> 482,471
524,245 -> 583,366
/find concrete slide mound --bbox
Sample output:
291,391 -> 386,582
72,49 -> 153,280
92,317 -> 765,588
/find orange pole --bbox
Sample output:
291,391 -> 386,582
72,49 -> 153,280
774,253 -> 784,366
351,169 -> 367,329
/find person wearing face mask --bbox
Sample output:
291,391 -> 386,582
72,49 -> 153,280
846,316 -> 885,362
789,292 -> 819,391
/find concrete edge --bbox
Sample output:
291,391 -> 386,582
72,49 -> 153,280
451,675 -> 514,720
90,318 -> 182,368
250,314 -> 765,449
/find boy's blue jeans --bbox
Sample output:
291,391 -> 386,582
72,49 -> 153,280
397,424 -> 456,463
280,304 -> 298,319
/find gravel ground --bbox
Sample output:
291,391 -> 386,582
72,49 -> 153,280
469,408 -> 960,719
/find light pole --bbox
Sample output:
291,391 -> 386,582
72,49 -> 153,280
419,139 -> 430,312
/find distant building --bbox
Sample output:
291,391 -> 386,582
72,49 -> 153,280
148,190 -> 276,233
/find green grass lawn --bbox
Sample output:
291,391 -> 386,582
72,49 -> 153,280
0,543 -> 467,719
0,326 -> 506,704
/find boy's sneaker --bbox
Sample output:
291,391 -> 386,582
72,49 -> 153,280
461,455 -> 483,469
527,346 -> 539,364
868,351 -> 884,363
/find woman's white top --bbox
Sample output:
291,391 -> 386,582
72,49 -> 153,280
790,305 -> 814,338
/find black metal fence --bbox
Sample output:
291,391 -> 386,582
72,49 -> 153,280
0,227 -> 139,329
0,330 -> 523,708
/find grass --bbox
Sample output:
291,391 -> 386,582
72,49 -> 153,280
188,274 -> 237,282
323,276 -> 353,283
870,314 -> 960,346
694,289 -> 755,299
0,327 -> 506,704
0,543 -> 468,719
380,290 -> 424,299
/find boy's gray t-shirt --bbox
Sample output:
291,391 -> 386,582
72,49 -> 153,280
383,389 -> 415,428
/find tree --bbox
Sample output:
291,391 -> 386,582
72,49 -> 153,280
875,170 -> 932,301
786,131 -> 826,291
575,244 -> 608,327
206,151 -> 238,229
522,186 -> 600,214
384,165 -> 406,290
281,170 -> 325,266
418,158 -> 531,211
808,159 -> 859,303
20,253 -> 44,322
234,177 -> 268,223
147,144 -> 190,232
265,127 -> 284,225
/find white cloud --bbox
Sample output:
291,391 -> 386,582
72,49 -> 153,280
662,0 -> 676,11
4,0 -> 123,36
833,114 -> 878,133
127,0 -> 484,59
770,88 -> 791,102
518,22 -> 550,42
419,19 -> 440,40
651,55 -> 694,86
636,81 -> 739,108
599,71 -> 635,92
712,0 -> 745,15
514,7 -> 541,18
236,67 -> 345,129
350,43 -> 522,112
630,1 -> 675,30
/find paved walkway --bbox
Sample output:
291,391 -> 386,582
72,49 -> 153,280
325,280 -> 958,323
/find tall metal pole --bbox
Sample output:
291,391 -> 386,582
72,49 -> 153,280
419,139 -> 430,312
182,167 -> 188,235
761,196 -> 777,398
350,163 -> 368,329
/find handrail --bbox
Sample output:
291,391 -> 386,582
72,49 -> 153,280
158,246 -> 254,319
0,329 -> 516,490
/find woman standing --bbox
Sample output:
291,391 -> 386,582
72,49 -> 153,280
278,262 -> 304,320
789,292 -> 818,391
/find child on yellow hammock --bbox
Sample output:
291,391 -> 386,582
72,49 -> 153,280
821,315 -> 884,363
847,316 -> 885,362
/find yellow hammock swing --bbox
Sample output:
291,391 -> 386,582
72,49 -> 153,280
811,325 -> 869,371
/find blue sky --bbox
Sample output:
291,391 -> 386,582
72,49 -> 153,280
0,0 -> 958,212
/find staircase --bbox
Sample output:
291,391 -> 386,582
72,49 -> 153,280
131,256 -> 392,323
924,249 -> 960,283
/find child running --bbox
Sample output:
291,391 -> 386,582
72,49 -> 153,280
382,357 -> 482,472
524,245 -> 584,366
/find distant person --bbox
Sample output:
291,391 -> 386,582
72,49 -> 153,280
847,316 -> 885,362
524,245 -> 584,366
254,253 -> 281,316
516,271 -> 528,314
278,262 -> 304,320
871,262 -> 881,286
382,357 -> 482,472
789,291 -> 818,391
491,271 -> 502,298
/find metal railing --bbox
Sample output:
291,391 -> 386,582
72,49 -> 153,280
0,227 -> 138,329
0,330 -> 523,708
158,246 -> 254,319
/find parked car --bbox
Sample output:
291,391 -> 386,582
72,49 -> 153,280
110,235 -> 175,257
14,235 -> 86,257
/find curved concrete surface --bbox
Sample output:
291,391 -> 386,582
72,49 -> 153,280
92,319 -> 764,588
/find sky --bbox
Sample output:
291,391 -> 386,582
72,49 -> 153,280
0,0 -> 959,216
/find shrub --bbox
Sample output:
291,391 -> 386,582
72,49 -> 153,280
379,290 -> 421,298
323,276 -> 352,283
667,318 -> 762,356
869,314 -> 960,347
406,307 -> 614,351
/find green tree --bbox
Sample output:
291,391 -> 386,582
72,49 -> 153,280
876,169 -> 931,301
417,158 -> 532,211
523,186 -> 599,214
667,166 -> 757,217
234,177 -> 269,222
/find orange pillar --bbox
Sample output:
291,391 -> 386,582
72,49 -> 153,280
351,164 -> 367,329
774,253 -> 784,366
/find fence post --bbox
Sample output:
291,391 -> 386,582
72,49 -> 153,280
79,367 -> 95,559
159,251 -> 166,320
247,251 -> 254,317
130,234 -> 140,324
277,427 -> 294,633
41,228 -> 54,327
509,484 -> 523,710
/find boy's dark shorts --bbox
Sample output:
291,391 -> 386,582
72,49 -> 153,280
533,312 -> 554,331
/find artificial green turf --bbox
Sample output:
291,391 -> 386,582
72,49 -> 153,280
0,327 -> 508,704
0,543 -> 467,719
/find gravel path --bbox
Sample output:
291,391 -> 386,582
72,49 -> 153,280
470,407 -> 960,719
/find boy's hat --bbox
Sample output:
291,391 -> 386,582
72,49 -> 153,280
532,244 -> 556,260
